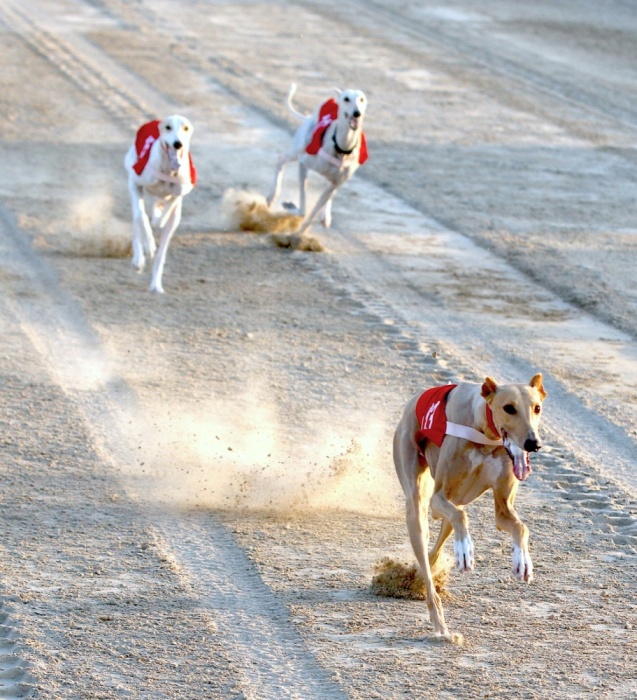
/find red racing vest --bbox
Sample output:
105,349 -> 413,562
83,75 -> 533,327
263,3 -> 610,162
414,384 -> 457,449
132,120 -> 197,185
306,99 -> 368,165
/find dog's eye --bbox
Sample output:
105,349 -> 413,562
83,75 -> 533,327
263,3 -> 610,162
503,404 -> 517,415
534,405 -> 541,414
183,125 -> 189,131
343,96 -> 350,102
165,124 -> 172,131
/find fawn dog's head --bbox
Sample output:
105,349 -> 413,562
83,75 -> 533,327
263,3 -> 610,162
481,374 -> 547,481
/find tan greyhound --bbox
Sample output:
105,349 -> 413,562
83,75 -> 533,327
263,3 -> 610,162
393,374 -> 547,640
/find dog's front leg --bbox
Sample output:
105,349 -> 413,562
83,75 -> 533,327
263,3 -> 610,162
128,181 -> 155,271
493,487 -> 533,582
297,183 -> 336,234
150,198 -> 182,294
430,489 -> 474,573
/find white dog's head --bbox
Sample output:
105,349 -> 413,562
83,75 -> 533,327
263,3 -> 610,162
159,115 -> 193,171
335,88 -> 367,131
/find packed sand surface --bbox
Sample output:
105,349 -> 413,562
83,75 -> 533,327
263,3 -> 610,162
0,0 -> 636,697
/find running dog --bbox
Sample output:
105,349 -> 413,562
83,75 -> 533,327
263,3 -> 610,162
124,115 -> 197,293
266,83 -> 368,234
393,374 -> 547,640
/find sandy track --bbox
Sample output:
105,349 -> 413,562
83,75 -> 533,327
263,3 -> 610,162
0,0 -> 636,698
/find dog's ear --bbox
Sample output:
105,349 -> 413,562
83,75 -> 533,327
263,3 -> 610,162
529,373 -> 547,400
481,376 -> 498,402
333,87 -> 342,96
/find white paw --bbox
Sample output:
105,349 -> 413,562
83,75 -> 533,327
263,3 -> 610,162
512,545 -> 533,582
454,536 -> 475,572
149,281 -> 165,294
131,257 -> 145,272
320,213 -> 332,228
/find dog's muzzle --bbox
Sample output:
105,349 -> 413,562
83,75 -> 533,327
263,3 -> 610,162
162,140 -> 182,171
349,111 -> 361,130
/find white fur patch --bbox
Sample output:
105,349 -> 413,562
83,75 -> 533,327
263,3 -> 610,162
454,535 -> 474,572
512,544 -> 533,582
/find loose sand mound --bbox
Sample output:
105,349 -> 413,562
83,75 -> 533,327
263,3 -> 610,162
33,232 -> 132,258
270,232 -> 324,252
370,557 -> 451,600
221,188 -> 303,234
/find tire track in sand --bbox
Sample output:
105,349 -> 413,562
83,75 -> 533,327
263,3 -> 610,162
0,596 -> 34,699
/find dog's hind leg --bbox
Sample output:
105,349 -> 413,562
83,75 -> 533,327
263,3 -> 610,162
394,431 -> 451,638
319,190 -> 336,229
149,198 -> 182,294
493,484 -> 533,582
405,471 -> 452,639
429,518 -> 453,570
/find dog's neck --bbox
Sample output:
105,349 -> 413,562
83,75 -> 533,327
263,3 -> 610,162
332,119 -> 360,156
471,395 -> 501,441
148,142 -> 191,184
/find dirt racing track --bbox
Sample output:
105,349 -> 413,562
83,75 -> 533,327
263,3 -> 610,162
0,1 -> 636,698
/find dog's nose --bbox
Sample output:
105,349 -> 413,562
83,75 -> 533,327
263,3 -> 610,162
352,109 -> 361,118
173,140 -> 183,150
524,438 -> 541,452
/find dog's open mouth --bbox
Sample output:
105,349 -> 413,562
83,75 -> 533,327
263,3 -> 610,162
167,147 -> 182,172
349,117 -> 360,130
161,141 -> 182,172
502,433 -> 531,481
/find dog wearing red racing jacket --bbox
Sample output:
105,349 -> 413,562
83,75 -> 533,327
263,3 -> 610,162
124,115 -> 196,294
393,374 -> 547,641
266,83 -> 368,234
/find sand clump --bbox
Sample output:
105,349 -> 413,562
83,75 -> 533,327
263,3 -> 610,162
221,188 -> 303,234
270,232 -> 324,252
370,556 -> 451,601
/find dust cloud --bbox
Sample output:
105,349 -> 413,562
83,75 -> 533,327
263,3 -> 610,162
123,386 -> 401,516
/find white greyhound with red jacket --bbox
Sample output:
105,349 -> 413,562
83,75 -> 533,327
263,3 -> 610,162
124,115 -> 196,293
266,83 -> 368,234
393,374 -> 547,640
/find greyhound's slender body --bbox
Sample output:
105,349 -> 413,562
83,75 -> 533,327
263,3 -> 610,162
393,374 -> 547,640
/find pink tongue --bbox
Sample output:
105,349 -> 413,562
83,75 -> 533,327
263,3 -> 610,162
506,440 -> 531,481
513,451 -> 531,481
169,150 -> 181,171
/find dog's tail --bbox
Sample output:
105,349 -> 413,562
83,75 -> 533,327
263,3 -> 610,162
285,83 -> 308,121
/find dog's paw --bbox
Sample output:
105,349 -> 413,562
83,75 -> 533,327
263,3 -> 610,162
131,258 -> 145,272
149,281 -> 165,294
454,536 -> 474,572
512,545 -> 533,582
281,201 -> 301,215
